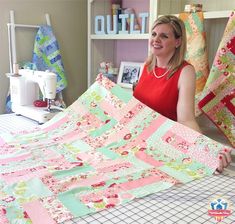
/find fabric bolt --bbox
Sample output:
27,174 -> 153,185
179,12 -> 210,117
0,74 -> 232,224
198,11 -> 235,147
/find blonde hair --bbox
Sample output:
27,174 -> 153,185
146,15 -> 187,78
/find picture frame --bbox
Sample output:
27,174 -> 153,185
117,61 -> 144,89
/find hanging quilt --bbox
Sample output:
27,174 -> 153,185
32,25 -> 67,92
179,12 -> 210,116
32,25 -> 67,108
198,11 -> 235,147
0,75 -> 232,224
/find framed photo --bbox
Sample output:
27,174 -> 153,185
117,61 -> 144,88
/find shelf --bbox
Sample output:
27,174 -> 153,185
90,33 -> 149,40
170,10 -> 231,19
90,10 -> 231,40
203,10 -> 231,19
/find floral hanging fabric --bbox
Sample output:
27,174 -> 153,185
179,12 -> 210,117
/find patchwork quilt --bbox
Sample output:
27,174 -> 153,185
198,11 -> 235,147
179,12 -> 210,116
0,75 -> 232,224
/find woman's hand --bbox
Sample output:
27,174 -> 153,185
215,149 -> 232,174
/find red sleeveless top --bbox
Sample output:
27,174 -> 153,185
133,61 -> 190,121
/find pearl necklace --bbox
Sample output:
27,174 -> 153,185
152,67 -> 169,79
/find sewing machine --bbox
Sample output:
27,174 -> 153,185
8,69 -> 62,124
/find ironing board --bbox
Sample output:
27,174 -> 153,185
0,113 -> 234,224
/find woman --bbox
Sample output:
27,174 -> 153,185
133,15 -> 231,173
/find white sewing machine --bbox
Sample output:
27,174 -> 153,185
7,69 -> 62,124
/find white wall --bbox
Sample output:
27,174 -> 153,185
0,0 -> 87,114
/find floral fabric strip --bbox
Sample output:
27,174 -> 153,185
179,12 -> 210,116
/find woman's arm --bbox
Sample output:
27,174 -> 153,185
177,65 -> 232,173
177,64 -> 201,133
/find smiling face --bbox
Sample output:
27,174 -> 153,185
150,23 -> 181,60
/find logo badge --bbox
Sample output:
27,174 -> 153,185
208,196 -> 232,222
